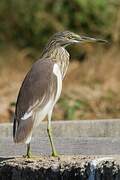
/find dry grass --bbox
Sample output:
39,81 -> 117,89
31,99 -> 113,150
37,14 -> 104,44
56,46 -> 120,120
0,46 -> 31,122
0,45 -> 120,122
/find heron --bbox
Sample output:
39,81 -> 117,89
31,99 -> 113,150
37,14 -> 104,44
13,31 -> 107,158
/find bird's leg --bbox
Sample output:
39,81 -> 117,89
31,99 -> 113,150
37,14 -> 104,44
27,143 -> 32,158
23,143 -> 32,158
47,111 -> 58,157
47,124 -> 58,157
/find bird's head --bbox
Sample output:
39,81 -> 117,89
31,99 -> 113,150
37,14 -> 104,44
49,31 -> 107,47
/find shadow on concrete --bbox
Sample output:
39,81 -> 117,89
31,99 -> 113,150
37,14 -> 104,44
0,157 -> 15,162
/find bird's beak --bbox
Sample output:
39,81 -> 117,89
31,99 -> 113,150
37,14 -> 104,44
77,35 -> 108,44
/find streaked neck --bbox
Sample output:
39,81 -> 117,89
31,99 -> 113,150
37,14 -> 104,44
42,46 -> 70,78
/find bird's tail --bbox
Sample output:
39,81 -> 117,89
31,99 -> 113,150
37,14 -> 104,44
13,117 -> 34,144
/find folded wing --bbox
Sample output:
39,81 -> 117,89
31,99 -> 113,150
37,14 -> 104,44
13,58 -> 57,143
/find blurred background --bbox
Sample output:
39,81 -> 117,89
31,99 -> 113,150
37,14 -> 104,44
0,0 -> 120,122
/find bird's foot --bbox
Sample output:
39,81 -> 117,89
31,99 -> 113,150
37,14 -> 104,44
52,150 -> 59,157
23,151 -> 32,158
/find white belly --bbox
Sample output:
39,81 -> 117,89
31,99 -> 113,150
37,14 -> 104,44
34,63 -> 62,127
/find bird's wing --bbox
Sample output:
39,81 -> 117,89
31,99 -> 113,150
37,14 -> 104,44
13,58 -> 57,142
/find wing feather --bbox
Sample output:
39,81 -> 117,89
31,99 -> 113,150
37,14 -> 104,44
13,58 -> 56,143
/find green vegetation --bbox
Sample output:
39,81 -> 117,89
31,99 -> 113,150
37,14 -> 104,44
0,0 -> 117,51
0,0 -> 120,121
59,97 -> 91,120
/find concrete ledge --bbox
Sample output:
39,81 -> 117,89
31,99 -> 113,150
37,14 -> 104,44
1,120 -> 120,156
0,156 -> 120,180
1,119 -> 120,138
0,120 -> 120,179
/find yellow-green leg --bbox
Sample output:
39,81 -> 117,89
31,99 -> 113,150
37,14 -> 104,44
23,143 -> 32,158
47,111 -> 58,157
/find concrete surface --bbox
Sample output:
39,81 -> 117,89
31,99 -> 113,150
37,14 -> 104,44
1,119 -> 120,138
1,137 -> 120,156
0,120 -> 120,156
0,120 -> 120,179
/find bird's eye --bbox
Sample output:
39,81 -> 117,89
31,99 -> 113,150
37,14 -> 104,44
66,36 -> 71,40
67,37 -> 70,40
70,35 -> 72,38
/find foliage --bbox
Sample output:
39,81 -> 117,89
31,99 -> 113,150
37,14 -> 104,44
59,97 -> 91,120
0,0 -> 116,51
